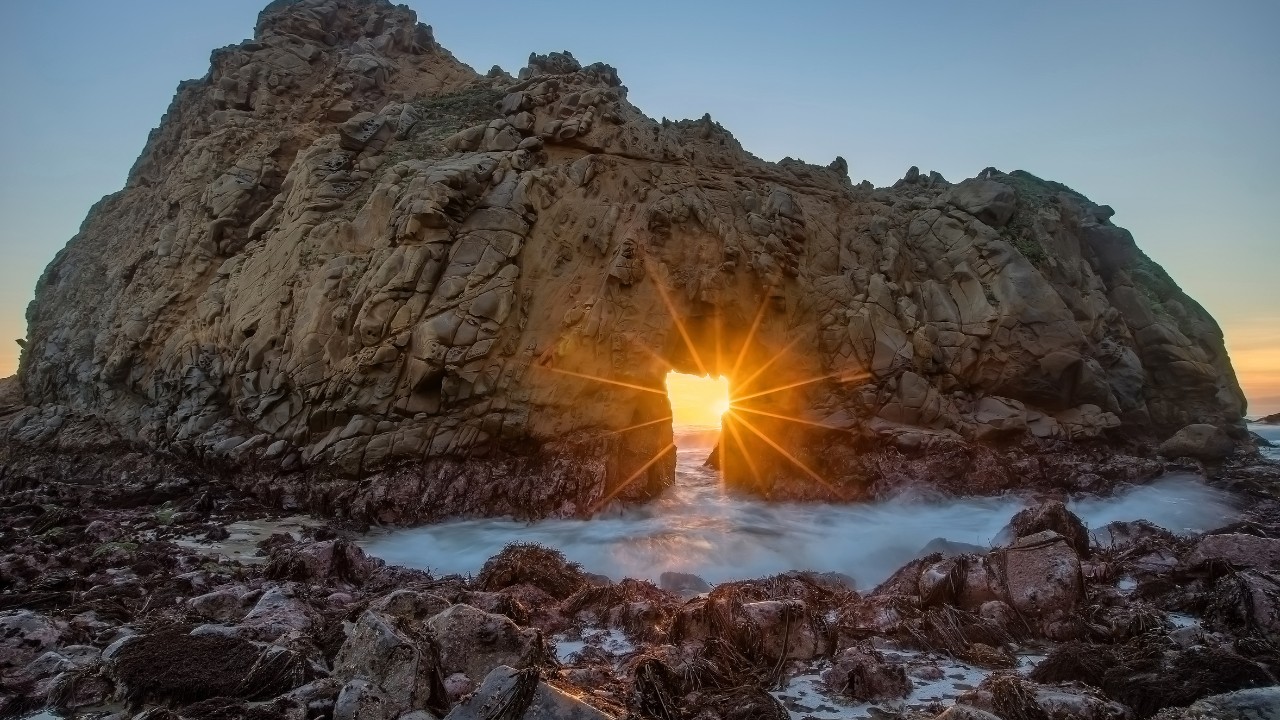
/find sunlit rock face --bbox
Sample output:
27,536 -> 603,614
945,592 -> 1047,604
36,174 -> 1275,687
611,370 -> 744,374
15,0 -> 1245,521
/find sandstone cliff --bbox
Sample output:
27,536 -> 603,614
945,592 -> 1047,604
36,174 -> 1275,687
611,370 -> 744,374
11,0 -> 1246,522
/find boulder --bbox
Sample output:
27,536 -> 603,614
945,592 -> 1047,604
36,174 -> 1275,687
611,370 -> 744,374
265,539 -> 382,585
658,571 -> 710,597
1154,686 -> 1280,720
1185,533 -> 1280,572
998,531 -> 1083,620
333,610 -> 448,717
239,586 -> 318,639
741,600 -> 825,660
443,665 -> 613,720
0,610 -> 64,670
1007,500 -> 1090,557
943,178 -> 1017,227
821,644 -> 911,701
189,588 -> 248,623
334,678 -> 400,720
1158,423 -> 1235,461
427,604 -> 545,683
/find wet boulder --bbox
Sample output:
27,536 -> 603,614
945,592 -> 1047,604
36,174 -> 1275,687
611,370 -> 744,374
476,543 -> 588,600
1007,500 -> 1090,557
659,571 -> 710,597
0,610 -> 64,670
45,665 -> 113,713
934,707 -> 1002,720
333,678 -> 400,720
333,610 -> 449,718
427,604 -> 546,683
997,531 -> 1083,622
919,554 -> 1003,610
265,538 -> 382,586
1158,423 -> 1235,461
1185,533 -> 1280,572
562,579 -> 679,644
742,599 -> 828,660
367,589 -> 452,622
962,673 -> 1128,720
189,587 -> 249,623
821,644 -> 911,702
444,665 -> 614,719
1152,686 -> 1280,720
239,585 -> 319,639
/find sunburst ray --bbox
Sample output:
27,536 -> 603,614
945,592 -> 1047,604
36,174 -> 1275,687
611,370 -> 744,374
732,369 -> 870,404
643,256 -> 710,378
722,414 -> 764,488
732,335 -> 806,397
603,415 -> 674,437
590,442 -> 676,511
541,365 -> 667,395
728,410 -> 846,498
730,294 -> 772,380
730,405 -> 851,432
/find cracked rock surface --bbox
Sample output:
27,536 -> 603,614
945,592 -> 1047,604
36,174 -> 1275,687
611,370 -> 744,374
12,0 -> 1249,521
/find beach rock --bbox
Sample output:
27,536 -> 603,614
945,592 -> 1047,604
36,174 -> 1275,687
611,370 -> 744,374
12,0 -> 1247,520
368,590 -> 452,622
998,531 -> 1083,620
933,707 -> 1002,720
1153,686 -> 1280,720
333,678 -> 400,720
265,539 -> 382,585
427,604 -> 545,683
1159,424 -> 1236,461
1008,500 -> 1091,557
742,600 -> 826,660
190,588 -> 248,623
443,665 -> 613,720
240,586 -> 317,639
963,673 -> 1127,720
334,610 -> 448,717
659,571 -> 711,597
1185,533 -> 1280,572
0,610 -> 64,670
821,644 -> 911,701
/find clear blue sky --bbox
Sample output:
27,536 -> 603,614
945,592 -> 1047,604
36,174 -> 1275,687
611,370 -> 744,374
1,0 -> 1277,412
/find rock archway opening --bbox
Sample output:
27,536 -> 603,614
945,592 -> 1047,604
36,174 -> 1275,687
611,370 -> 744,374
665,371 -> 730,448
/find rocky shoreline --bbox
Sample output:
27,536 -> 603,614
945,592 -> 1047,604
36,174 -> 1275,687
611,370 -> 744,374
4,436 -> 1280,720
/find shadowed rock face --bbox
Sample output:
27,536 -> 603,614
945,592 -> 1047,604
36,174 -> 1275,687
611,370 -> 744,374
14,0 -> 1245,521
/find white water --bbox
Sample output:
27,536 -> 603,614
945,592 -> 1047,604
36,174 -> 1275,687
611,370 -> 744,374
360,428 -> 1242,589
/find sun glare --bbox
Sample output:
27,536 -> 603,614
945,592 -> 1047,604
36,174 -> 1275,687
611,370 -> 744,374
666,372 -> 730,428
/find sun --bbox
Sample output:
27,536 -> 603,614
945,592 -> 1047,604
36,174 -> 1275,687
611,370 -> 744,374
665,372 -> 731,428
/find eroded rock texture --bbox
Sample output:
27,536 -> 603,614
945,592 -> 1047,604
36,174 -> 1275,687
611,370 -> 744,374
14,0 -> 1246,521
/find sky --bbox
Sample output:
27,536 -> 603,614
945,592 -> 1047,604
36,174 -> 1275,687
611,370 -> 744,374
0,0 -> 1276,414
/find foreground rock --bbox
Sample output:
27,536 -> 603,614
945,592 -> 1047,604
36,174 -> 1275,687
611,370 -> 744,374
445,665 -> 613,720
10,0 -> 1248,522
2,453 -> 1280,720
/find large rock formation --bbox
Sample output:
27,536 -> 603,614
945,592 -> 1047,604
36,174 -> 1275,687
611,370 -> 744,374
11,0 -> 1246,521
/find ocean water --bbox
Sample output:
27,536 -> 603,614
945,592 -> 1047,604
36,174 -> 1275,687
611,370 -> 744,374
1253,421 -> 1280,462
360,428 -> 1242,589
